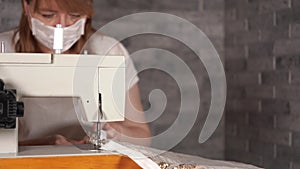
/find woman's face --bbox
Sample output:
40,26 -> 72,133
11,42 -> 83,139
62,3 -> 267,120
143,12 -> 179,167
25,0 -> 87,27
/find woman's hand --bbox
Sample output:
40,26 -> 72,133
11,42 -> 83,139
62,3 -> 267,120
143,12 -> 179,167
98,84 -> 151,146
50,134 -> 85,145
101,120 -> 151,146
102,122 -> 122,141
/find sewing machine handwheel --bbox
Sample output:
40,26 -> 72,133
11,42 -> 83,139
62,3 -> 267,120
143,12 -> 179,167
0,79 -> 24,129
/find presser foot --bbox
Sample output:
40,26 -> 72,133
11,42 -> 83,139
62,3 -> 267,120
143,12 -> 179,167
92,139 -> 109,150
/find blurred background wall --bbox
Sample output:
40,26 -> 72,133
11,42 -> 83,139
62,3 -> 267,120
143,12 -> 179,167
225,0 -> 300,169
91,0 -> 225,160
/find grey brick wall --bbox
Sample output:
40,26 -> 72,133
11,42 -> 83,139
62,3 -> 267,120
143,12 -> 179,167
97,0 -> 225,159
225,0 -> 300,168
0,0 -> 225,159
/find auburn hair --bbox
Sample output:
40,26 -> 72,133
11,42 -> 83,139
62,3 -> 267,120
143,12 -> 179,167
13,0 -> 95,53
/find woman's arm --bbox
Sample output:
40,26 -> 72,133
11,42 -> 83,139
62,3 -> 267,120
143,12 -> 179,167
19,134 -> 86,146
103,83 -> 151,146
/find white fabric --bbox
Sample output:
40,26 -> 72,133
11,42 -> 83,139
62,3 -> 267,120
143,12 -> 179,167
102,141 -> 161,169
122,142 -> 263,169
0,30 -> 139,141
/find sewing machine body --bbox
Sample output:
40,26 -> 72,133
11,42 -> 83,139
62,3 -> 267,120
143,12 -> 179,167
0,53 -> 126,154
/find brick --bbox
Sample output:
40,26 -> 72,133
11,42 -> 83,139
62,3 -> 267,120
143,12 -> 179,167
291,23 -> 300,38
226,99 -> 260,113
225,0 -> 248,10
248,42 -> 274,58
276,85 -> 300,100
226,20 -> 246,34
225,58 -> 247,71
118,0 -> 153,9
245,85 -> 274,99
261,99 -> 290,115
153,0 -> 199,11
292,162 -> 300,169
290,70 -> 300,85
249,113 -> 275,128
263,158 -> 292,169
274,39 -> 300,56
290,101 -> 300,114
292,131 -> 300,148
259,128 -> 292,146
93,0 -> 118,8
277,114 -> 300,132
236,126 -> 259,139
277,145 -> 300,163
227,86 -> 246,99
203,0 -> 224,11
227,72 -> 259,86
126,34 -> 186,55
226,110 -> 248,125
249,140 -> 275,157
225,8 -> 237,21
276,55 -> 300,70
276,8 -> 300,26
227,86 -> 245,99
175,10 -> 224,25
225,45 -> 246,59
260,25 -> 289,42
225,150 -> 263,167
247,57 -> 274,71
235,0 -> 260,20
259,0 -> 290,13
196,23 -> 224,37
261,71 -> 290,85
226,136 -> 248,152
247,13 -> 274,31
292,0 -> 300,7
94,8 -> 138,23
229,31 -> 260,45
276,9 -> 291,26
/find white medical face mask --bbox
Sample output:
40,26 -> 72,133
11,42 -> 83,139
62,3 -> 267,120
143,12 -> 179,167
31,17 -> 87,52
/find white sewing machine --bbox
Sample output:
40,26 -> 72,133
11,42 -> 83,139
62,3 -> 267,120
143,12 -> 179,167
0,52 -> 125,154
0,23 -> 158,169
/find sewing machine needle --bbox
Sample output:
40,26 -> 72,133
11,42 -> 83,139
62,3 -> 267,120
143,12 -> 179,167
95,93 -> 103,150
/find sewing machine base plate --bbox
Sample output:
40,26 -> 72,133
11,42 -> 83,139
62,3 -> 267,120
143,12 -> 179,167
0,145 -> 141,169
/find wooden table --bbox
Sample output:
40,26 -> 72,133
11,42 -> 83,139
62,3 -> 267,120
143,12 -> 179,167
0,145 -> 141,169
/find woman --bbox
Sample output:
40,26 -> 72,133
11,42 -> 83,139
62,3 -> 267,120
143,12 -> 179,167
0,0 -> 151,146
